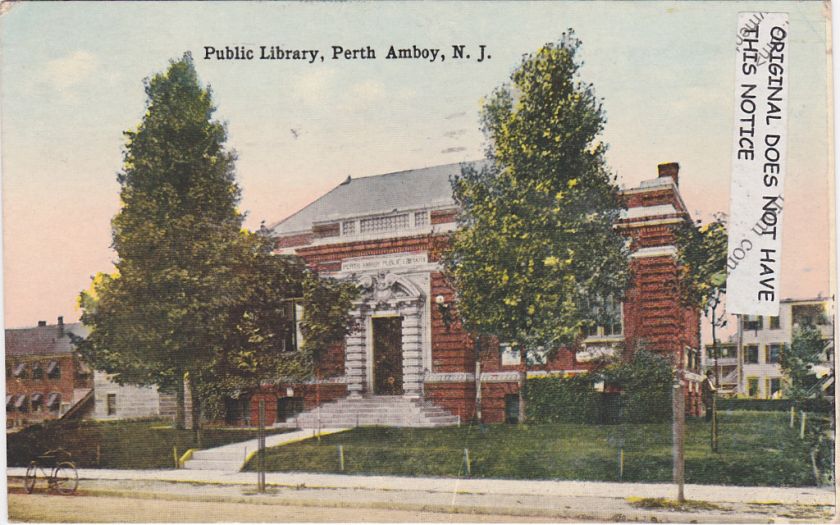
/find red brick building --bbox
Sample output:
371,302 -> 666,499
248,161 -> 702,426
5,318 -> 94,429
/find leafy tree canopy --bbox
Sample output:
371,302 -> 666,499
781,325 -> 826,402
674,214 -> 728,314
444,31 -> 630,356
77,53 -> 357,426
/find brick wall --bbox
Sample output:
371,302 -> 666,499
264,171 -> 703,422
5,354 -> 90,427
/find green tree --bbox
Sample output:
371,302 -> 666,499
781,325 -> 825,402
79,53 -> 243,428
674,215 -> 728,383
77,54 -> 357,428
444,32 -> 630,423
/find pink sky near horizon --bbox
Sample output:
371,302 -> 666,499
1,2 -> 833,335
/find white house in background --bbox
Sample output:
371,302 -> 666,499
703,297 -> 834,398
92,371 -> 176,421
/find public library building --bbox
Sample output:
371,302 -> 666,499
239,161 -> 703,427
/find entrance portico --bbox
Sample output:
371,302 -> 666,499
341,256 -> 431,399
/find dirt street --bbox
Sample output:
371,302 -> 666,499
7,493 -> 567,523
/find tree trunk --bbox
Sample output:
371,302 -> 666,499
174,376 -> 186,430
191,389 -> 201,432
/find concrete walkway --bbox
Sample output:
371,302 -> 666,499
183,428 -> 349,470
6,466 -> 834,506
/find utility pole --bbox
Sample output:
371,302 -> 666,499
709,290 -> 721,452
673,365 -> 686,503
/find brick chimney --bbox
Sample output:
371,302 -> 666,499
57,316 -> 64,337
37,320 -> 46,327
657,162 -> 680,186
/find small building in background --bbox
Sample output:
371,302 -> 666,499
5,318 -> 93,429
703,297 -> 834,398
5,317 -> 175,430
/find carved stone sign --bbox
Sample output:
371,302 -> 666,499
342,252 -> 428,272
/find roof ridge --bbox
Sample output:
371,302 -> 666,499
269,160 -> 485,233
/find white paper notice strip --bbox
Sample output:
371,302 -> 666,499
726,12 -> 789,316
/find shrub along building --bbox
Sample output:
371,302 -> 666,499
246,161 -> 702,427
5,318 -> 175,429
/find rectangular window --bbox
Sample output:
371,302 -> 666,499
414,211 -> 428,227
281,301 -> 298,352
31,394 -> 43,412
32,365 -> 44,380
107,394 -> 117,415
747,377 -> 759,397
769,316 -> 781,329
13,363 -> 27,379
768,378 -> 782,398
500,344 -> 521,366
46,361 -> 60,379
359,214 -> 409,234
341,221 -> 356,236
742,315 -> 763,331
584,295 -> 623,338
47,393 -> 61,412
767,344 -> 782,364
504,394 -> 520,424
744,345 -> 759,364
526,347 -> 548,366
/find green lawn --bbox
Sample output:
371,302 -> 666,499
7,419 -> 288,469
245,411 -> 829,486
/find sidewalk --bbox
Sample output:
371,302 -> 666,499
6,466 -> 834,506
183,427 -> 349,470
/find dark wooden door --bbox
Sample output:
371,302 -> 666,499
372,317 -> 403,395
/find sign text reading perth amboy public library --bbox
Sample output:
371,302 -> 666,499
727,12 -> 789,316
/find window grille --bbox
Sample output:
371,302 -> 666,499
342,221 -> 356,235
414,211 -> 428,227
359,214 -> 409,234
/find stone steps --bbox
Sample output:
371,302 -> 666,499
276,396 -> 460,429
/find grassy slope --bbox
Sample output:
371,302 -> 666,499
7,419 -> 287,469
247,411 -> 823,486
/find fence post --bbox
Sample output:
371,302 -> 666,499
97,444 -> 101,467
464,448 -> 471,477
711,395 -> 718,453
790,406 -> 795,428
800,411 -> 807,439
338,445 -> 345,472
619,447 -> 624,480
173,446 -> 178,469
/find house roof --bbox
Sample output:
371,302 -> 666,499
271,161 -> 486,235
5,322 -> 87,357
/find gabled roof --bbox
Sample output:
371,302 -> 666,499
271,161 -> 486,235
5,322 -> 87,357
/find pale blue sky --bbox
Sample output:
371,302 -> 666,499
1,1 -> 832,328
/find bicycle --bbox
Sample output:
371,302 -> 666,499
24,448 -> 78,495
